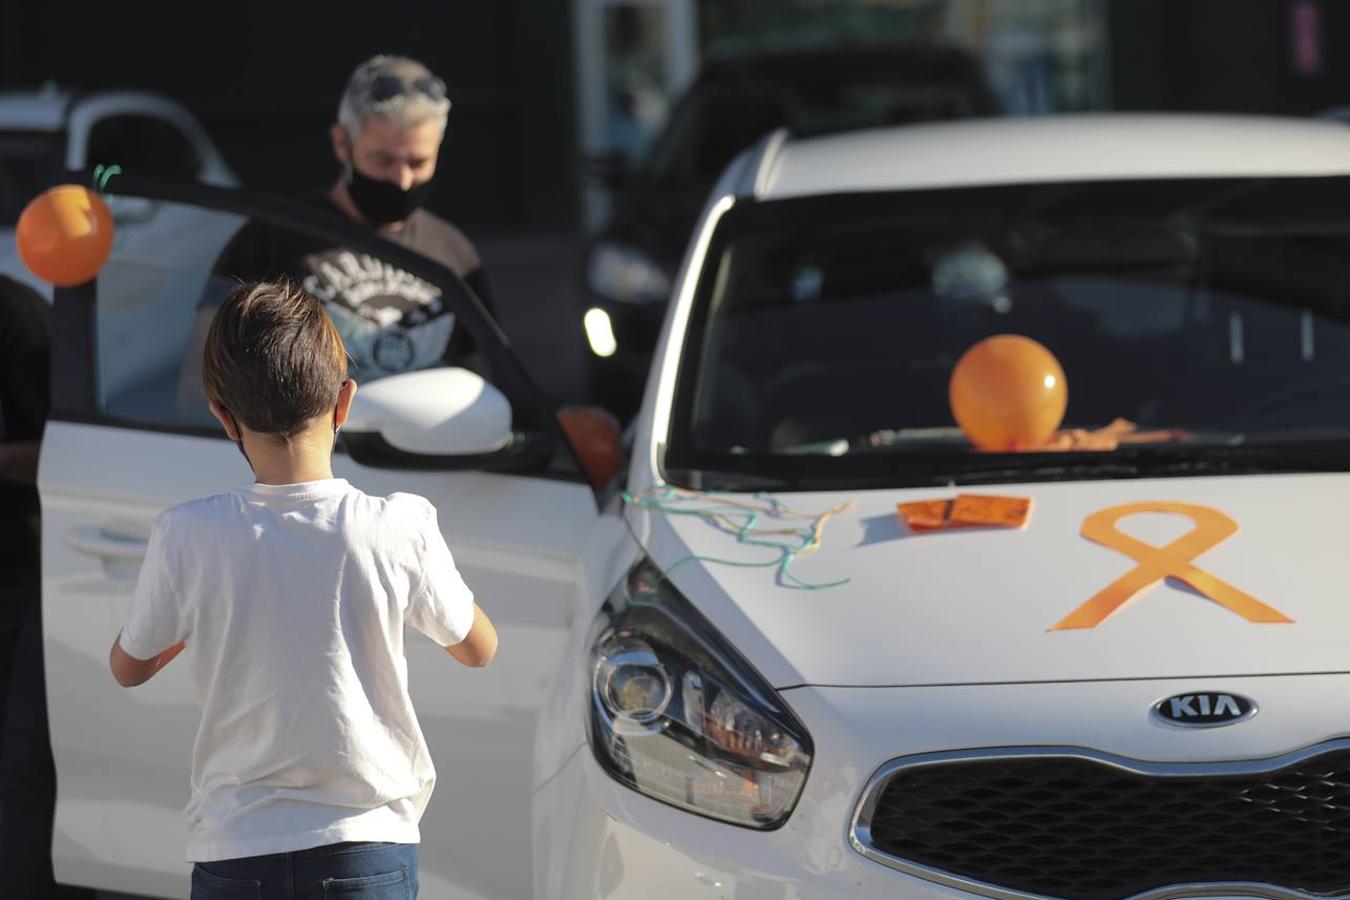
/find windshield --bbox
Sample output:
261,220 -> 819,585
665,177 -> 1350,490
648,66 -> 990,180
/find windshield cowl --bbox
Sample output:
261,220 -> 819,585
667,442 -> 1350,493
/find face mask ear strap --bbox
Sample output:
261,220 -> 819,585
333,379 -> 351,438
224,409 -> 254,472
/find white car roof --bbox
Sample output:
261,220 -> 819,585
0,87 -> 74,131
756,114 -> 1350,200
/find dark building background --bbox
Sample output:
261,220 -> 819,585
8,1 -> 1350,231
1109,0 -> 1350,116
0,0 -> 579,232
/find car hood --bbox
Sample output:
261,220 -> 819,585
627,473 -> 1350,687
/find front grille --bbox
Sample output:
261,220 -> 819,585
855,746 -> 1350,900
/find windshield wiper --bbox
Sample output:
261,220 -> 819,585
663,441 -> 1350,494
950,443 -> 1350,484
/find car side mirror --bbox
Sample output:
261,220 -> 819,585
342,367 -> 549,470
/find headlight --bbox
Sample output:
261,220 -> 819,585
586,242 -> 671,304
586,557 -> 813,829
582,307 -> 618,358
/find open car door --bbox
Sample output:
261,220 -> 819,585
38,175 -> 614,899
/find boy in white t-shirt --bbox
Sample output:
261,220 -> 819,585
108,279 -> 497,899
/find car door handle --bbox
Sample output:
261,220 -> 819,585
63,525 -> 149,561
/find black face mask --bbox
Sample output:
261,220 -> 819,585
346,165 -> 434,226
225,396 -> 345,479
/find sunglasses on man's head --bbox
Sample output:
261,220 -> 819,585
367,74 -> 447,104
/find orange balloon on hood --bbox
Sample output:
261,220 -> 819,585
949,334 -> 1067,451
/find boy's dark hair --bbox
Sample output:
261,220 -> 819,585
202,280 -> 347,439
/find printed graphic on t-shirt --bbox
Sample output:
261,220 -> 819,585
299,248 -> 456,381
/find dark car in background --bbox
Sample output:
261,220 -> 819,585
580,43 -> 1000,417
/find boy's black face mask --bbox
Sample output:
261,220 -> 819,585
225,411 -> 253,471
225,399 -> 344,478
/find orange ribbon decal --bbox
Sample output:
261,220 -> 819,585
1052,502 -> 1292,630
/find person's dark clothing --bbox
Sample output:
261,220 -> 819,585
0,275 -> 49,622
0,274 -> 56,897
0,601 -> 56,896
211,194 -> 495,383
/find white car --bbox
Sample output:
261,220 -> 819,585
0,84 -> 240,297
41,114 -> 1350,899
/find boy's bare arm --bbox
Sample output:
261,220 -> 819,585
445,604 -> 497,667
109,633 -> 186,687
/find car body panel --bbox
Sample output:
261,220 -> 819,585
537,674 -> 1350,899
42,421 -> 601,899
757,114 -> 1350,199
0,86 -> 73,130
623,473 -> 1350,688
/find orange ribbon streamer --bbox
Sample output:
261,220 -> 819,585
1053,502 -> 1292,630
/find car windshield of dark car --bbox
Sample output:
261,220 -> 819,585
650,77 -> 984,181
665,177 -> 1350,490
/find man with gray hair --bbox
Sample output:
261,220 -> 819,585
329,54 -> 458,233
183,55 -> 493,412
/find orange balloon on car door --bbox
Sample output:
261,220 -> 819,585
16,185 -> 116,287
949,334 -> 1067,451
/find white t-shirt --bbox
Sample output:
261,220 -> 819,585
118,478 -> 476,862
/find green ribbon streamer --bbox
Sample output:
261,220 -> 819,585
622,484 -> 850,590
92,164 -> 122,193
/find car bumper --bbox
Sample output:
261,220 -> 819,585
537,674 -> 1350,899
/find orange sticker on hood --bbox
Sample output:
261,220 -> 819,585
950,494 -> 1032,528
897,499 -> 953,529
1053,502 -> 1292,630
898,495 -> 1031,532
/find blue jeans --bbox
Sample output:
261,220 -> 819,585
191,841 -> 418,899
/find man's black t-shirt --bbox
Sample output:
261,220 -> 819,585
0,275 -> 49,605
211,194 -> 494,382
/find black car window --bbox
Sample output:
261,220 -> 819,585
0,131 -> 66,225
87,114 -> 200,179
51,177 -> 580,487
